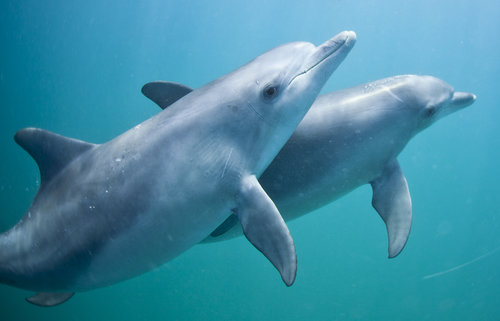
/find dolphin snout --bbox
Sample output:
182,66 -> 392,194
451,91 -> 476,108
320,31 -> 357,55
303,31 -> 357,72
289,31 -> 356,87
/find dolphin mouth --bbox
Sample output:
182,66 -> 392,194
451,91 -> 476,108
305,31 -> 356,72
289,31 -> 357,85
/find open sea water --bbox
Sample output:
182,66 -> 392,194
0,0 -> 498,320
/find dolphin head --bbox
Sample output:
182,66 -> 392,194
215,31 -> 356,174
241,31 -> 357,124
379,75 -> 476,135
401,75 -> 476,131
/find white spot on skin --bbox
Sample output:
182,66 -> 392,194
115,158 -> 122,162
383,85 -> 404,103
220,148 -> 233,179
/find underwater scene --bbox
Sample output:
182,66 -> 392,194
0,0 -> 499,320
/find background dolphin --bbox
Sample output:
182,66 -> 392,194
0,31 -> 357,306
142,75 -> 476,258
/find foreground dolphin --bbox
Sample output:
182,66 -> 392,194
0,31 -> 357,306
141,75 -> 476,258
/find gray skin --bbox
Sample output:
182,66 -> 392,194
141,75 -> 476,259
208,75 -> 476,254
0,31 -> 357,306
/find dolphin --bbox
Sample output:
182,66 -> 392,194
0,31 -> 357,306
141,75 -> 476,258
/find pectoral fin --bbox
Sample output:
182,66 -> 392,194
26,292 -> 74,307
371,159 -> 412,258
210,214 -> 238,237
235,175 -> 297,286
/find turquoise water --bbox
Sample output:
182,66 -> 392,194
0,0 -> 499,320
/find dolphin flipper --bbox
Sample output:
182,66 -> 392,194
210,214 -> 238,237
235,175 -> 297,286
26,292 -> 74,307
141,81 -> 194,109
370,159 -> 412,258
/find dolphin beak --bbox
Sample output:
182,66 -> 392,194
289,31 -> 356,86
451,91 -> 476,108
304,31 -> 357,72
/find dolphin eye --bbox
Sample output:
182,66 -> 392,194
425,106 -> 437,117
262,84 -> 280,100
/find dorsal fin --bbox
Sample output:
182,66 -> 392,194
14,128 -> 96,185
141,81 -> 194,109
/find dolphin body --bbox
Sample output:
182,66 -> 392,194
142,75 -> 476,258
0,31 -> 357,306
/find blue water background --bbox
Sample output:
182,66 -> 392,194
0,0 -> 499,320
